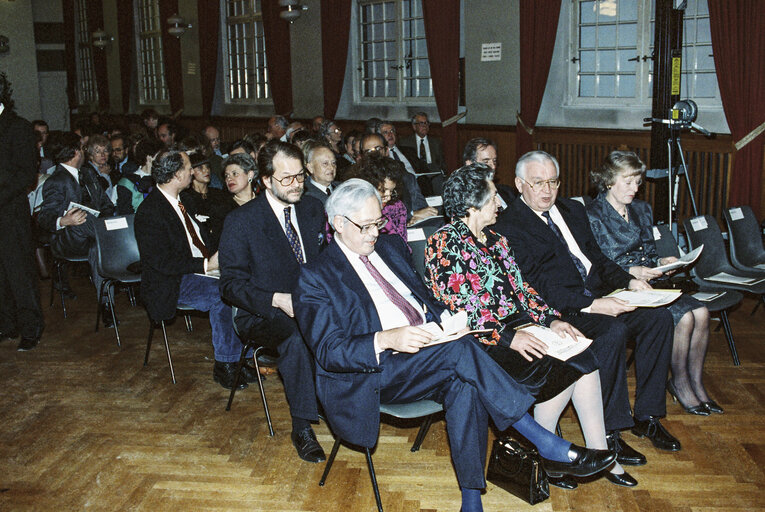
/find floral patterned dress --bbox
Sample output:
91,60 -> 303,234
425,220 -> 597,401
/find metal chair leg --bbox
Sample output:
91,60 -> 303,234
319,438 -> 342,486
49,261 -> 58,307
719,310 -> 740,366
183,314 -> 193,332
252,346 -> 274,436
107,283 -> 121,347
411,415 -> 434,452
160,320 -> 176,384
226,343 -> 249,411
127,285 -> 136,307
365,448 -> 384,512
95,279 -> 109,332
144,321 -> 154,365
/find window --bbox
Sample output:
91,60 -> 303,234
356,0 -> 434,102
570,0 -> 720,106
135,0 -> 169,105
222,0 -> 269,103
74,0 -> 97,106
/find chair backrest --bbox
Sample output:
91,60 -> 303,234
652,223 -> 681,259
407,237 -> 429,283
682,215 -> 736,278
93,214 -> 140,278
723,205 -> 765,268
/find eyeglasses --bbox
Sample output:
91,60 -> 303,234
413,121 -> 429,126
380,128 -> 396,136
519,177 -> 561,191
343,216 -> 388,235
272,170 -> 307,186
363,146 -> 385,154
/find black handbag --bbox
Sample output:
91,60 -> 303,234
486,437 -> 549,505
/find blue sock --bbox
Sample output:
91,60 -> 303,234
511,413 -> 572,462
460,488 -> 483,512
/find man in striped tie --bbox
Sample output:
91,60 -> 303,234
219,140 -> 328,464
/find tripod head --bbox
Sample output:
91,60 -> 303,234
644,99 -> 712,137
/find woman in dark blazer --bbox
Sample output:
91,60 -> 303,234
586,150 -> 721,416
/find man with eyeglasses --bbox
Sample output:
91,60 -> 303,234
462,137 -> 516,208
294,179 -> 618,512
219,140 -> 327,464
494,150 -> 680,471
400,112 -> 445,174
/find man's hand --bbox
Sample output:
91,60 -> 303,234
60,207 -> 87,227
589,297 -> 637,317
629,265 -> 663,281
628,278 -> 652,291
207,251 -> 219,271
510,331 -> 548,361
272,292 -> 294,317
377,326 -> 434,353
408,207 -> 438,226
549,320 -> 584,341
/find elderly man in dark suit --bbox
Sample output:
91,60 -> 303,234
218,140 -> 327,464
494,150 -> 679,463
0,73 -> 44,351
399,112 -> 445,173
294,179 -> 616,512
134,149 -> 252,390
301,140 -> 338,205
38,131 -> 116,326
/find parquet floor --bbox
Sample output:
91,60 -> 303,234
1,274 -> 764,511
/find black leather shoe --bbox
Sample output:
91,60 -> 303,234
256,350 -> 279,368
667,380 -> 709,416
630,416 -> 681,451
213,361 -> 248,390
548,475 -> 578,489
291,427 -> 326,463
542,444 -> 616,478
17,337 -> 39,351
703,400 -> 724,414
606,430 -> 646,466
604,470 -> 638,487
240,363 -> 266,383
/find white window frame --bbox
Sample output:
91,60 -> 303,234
352,0 -> 435,106
74,0 -> 98,107
134,0 -> 169,106
221,0 -> 271,105
567,0 -> 721,109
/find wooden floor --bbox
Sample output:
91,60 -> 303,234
1,274 -> 765,512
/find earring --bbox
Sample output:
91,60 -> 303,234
248,177 -> 253,183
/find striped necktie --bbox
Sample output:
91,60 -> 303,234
284,207 -> 304,263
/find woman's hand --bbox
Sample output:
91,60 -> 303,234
629,265 -> 663,281
510,331 -> 548,361
549,320 -> 584,341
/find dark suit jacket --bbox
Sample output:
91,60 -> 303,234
294,234 -> 445,448
303,177 -> 338,206
494,197 -> 632,314
0,108 -> 36,223
218,193 -> 326,330
38,164 -> 115,254
134,188 -> 208,321
400,134 -> 445,173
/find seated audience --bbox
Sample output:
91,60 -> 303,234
134,148 -> 257,390
426,165 -> 632,487
223,153 -> 258,207
289,129 -> 312,149
462,137 -> 516,207
400,112 -> 445,173
267,115 -> 289,141
294,179 -> 617,512
110,133 -> 136,176
354,152 -> 409,244
85,134 -> 119,205
116,137 -> 163,215
302,140 -> 338,205
586,150 -> 721,415
318,119 -> 343,158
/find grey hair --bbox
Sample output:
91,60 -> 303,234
515,150 -> 560,180
325,179 -> 382,231
302,139 -> 332,165
272,115 -> 289,130
410,112 -> 429,124
443,164 -> 495,219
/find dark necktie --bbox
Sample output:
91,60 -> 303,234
359,255 -> 423,326
326,185 -> 332,197
284,207 -> 304,263
391,149 -> 401,162
178,201 -> 210,259
542,211 -> 590,293
419,139 -> 427,161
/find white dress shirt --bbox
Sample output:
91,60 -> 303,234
389,146 -> 416,175
266,189 -> 306,263
157,185 -> 206,262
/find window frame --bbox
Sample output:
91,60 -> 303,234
74,0 -> 98,107
221,0 -> 271,105
134,0 -> 169,107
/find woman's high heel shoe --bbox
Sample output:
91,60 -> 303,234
604,470 -> 638,487
667,380 -> 710,416
703,400 -> 724,414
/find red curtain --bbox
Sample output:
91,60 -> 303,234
422,0 -> 460,173
159,0 -> 184,114
87,0 -> 110,111
261,0 -> 293,115
62,0 -> 78,113
116,1 -> 134,114
516,0 -> 561,160
708,0 -> 765,214
197,0 -> 220,118
321,1 -> 352,119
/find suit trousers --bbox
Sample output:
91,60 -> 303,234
379,337 -> 535,489
52,216 -> 104,302
567,307 -> 673,431
177,274 -> 241,363
0,217 -> 44,339
238,310 -> 319,422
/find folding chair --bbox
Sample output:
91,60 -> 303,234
144,305 -> 195,384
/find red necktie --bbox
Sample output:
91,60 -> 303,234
178,201 -> 210,259
359,255 -> 423,326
